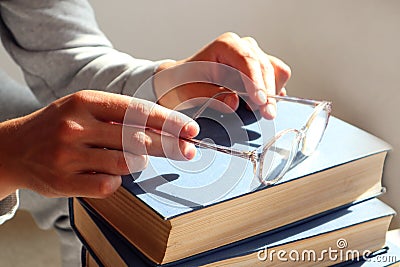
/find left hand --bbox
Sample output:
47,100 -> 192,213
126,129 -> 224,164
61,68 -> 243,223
0,90 -> 199,199
155,32 -> 291,119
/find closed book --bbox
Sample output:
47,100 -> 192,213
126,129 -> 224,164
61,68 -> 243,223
82,239 -> 400,267
72,198 -> 395,267
82,101 -> 390,264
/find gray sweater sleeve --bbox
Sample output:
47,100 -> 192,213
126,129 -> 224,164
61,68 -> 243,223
0,191 -> 18,225
0,0 -> 166,104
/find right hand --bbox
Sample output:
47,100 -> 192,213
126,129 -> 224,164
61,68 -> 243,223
155,32 -> 291,120
0,90 -> 199,199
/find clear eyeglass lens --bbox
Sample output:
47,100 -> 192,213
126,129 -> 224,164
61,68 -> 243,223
301,106 -> 329,156
258,130 -> 299,185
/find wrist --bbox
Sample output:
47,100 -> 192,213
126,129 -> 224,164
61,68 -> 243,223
155,59 -> 180,74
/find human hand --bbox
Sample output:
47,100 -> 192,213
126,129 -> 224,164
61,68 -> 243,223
0,90 -> 199,199
155,32 -> 291,119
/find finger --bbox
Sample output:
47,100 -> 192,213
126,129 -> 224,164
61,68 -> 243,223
75,90 -> 199,139
124,98 -> 199,139
85,121 -> 197,160
267,55 -> 292,92
242,37 -> 276,95
77,148 -> 147,175
242,37 -> 277,119
71,173 -> 122,198
163,83 -> 240,113
215,33 -> 269,106
279,87 -> 287,96
76,90 -> 134,123
124,125 -> 197,160
82,120 -> 123,150
238,38 -> 291,96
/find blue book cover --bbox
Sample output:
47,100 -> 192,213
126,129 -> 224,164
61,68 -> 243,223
72,198 -> 395,267
119,101 -> 391,218
82,100 -> 392,264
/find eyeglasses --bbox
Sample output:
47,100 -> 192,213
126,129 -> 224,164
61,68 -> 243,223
179,91 -> 332,186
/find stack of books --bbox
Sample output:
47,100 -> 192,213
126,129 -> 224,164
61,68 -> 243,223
70,100 -> 398,266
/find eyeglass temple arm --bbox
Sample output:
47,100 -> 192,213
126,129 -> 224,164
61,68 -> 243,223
180,137 -> 254,161
269,95 -> 325,106
142,126 -> 254,161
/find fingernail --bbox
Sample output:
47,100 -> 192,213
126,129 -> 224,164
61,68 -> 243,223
100,176 -> 121,196
184,121 -> 200,138
224,95 -> 235,108
266,103 -> 276,118
224,94 -> 239,111
184,144 -> 196,160
257,90 -> 267,104
280,87 -> 287,96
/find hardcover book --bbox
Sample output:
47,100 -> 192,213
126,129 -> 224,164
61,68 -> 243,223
83,239 -> 400,267
72,198 -> 395,266
82,101 -> 391,264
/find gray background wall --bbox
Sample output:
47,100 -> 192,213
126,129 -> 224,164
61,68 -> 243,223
1,0 -> 399,228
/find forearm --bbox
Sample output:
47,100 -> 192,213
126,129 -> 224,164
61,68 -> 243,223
0,0 -> 165,104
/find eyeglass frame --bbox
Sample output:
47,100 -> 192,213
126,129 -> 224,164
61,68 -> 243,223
178,91 -> 332,186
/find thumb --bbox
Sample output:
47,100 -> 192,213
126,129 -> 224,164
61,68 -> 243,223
158,83 -> 239,114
